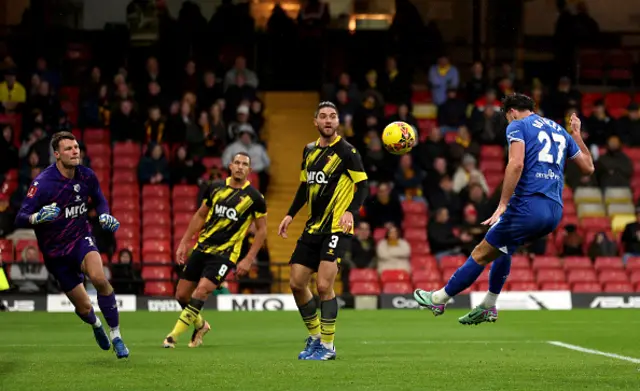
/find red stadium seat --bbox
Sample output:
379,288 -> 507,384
475,269 -> 490,284
382,281 -> 412,294
112,184 -> 139,198
113,210 -> 139,226
384,104 -> 398,117
111,170 -> 137,183
92,168 -> 109,184
173,212 -> 193,226
173,197 -> 197,212
142,252 -> 173,264
144,281 -> 174,296
4,168 -> 18,182
540,282 -> 570,291
380,269 -> 411,283
441,267 -> 458,281
508,282 -> 539,291
90,155 -> 111,170
143,226 -> 171,240
348,268 -> 378,283
629,271 -> 640,285
201,157 -> 222,169
142,239 -> 171,253
113,156 -> 140,169
563,257 -> 592,270
112,197 -> 139,211
373,227 -> 386,242
604,92 -> 632,110
402,214 -> 428,228
594,257 -> 624,271
536,268 -> 566,283
509,269 -> 535,283
480,145 -> 504,159
142,198 -> 170,212
350,282 -> 381,295
627,257 -> 640,272
598,270 -> 629,284
410,255 -> 437,270
100,253 -> 109,265
474,282 -> 489,291
143,185 -> 170,199
115,226 -> 140,240
511,255 -> 530,269
440,255 -> 466,269
84,128 -> 109,144
410,241 -> 430,255
85,143 -> 111,157
579,217 -> 610,232
572,282 -> 602,293
414,281 -> 443,291
114,142 -> 141,157
0,239 -> 15,261
567,269 -> 597,284
404,228 -> 426,242
248,172 -> 260,188
15,240 -> 41,261
401,200 -> 427,214
141,266 -> 173,280
479,160 -> 505,173
603,282 -> 634,293
411,269 -> 441,283
172,223 -> 189,238
172,185 -> 199,199
143,211 -> 171,227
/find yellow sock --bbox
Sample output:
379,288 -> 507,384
169,303 -> 201,340
194,314 -> 205,329
320,317 -> 336,346
302,313 -> 321,336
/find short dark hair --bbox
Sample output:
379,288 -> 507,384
315,101 -> 338,118
232,151 -> 251,164
51,131 -> 76,151
502,93 -> 535,112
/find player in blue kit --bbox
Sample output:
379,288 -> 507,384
15,131 -> 129,358
414,93 -> 595,324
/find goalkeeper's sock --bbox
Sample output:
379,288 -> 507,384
76,308 -> 102,328
297,298 -> 321,339
320,297 -> 338,350
179,299 -> 205,329
169,298 -> 205,340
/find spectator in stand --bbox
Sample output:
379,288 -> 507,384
548,76 -> 581,120
110,99 -> 142,142
138,142 -> 170,185
142,81 -> 168,115
449,125 -> 480,166
34,57 -> 61,91
452,154 -> 489,194
495,76 -> 515,100
380,56 -> 411,104
616,103 -> 640,146
0,68 -> 26,112
560,224 -> 584,256
470,103 -> 506,145
584,99 -> 614,147
362,70 -> 384,104
342,221 -> 376,293
465,183 -> 491,221
387,103 -> 418,131
11,166 -> 41,211
0,189 -> 16,237
198,71 -> 223,112
171,145 -> 205,185
424,156 -> 448,194
427,175 -> 462,224
9,245 -> 48,293
416,128 -> 448,172
364,182 -> 403,229
394,154 -> 426,202
224,55 -> 259,91
139,56 -> 164,97
181,60 -> 199,94
437,88 -> 467,133
595,135 -> 632,188
530,80 -> 549,117
587,232 -> 618,260
460,204 -> 486,251
221,128 -> 270,194
465,61 -> 488,104
30,80 -> 60,125
472,89 -> 502,119
249,99 -> 265,136
361,130 -> 394,182
566,153 -> 599,189
19,126 -> 49,164
428,207 -> 469,260
110,249 -> 143,295
428,55 -> 459,106
376,225 -> 411,273
621,208 -> 640,262
227,104 -> 256,142
0,124 -> 18,174
331,72 -> 360,103
144,106 -> 165,144
335,89 -> 356,123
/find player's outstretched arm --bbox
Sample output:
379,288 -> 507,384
15,182 -> 59,227
176,202 -> 210,264
236,215 -> 267,277
568,114 -> 595,175
278,182 -> 307,238
340,180 -> 369,232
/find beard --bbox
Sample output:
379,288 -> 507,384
317,125 -> 337,138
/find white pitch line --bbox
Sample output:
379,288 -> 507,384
547,341 -> 640,364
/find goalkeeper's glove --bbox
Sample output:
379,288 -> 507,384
99,214 -> 120,232
29,203 -> 60,224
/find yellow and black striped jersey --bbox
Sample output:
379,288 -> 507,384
195,178 -> 267,262
300,136 -> 368,235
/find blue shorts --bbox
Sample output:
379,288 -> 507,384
44,236 -> 99,293
485,195 -> 562,256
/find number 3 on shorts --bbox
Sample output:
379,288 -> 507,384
218,264 -> 228,277
328,235 -> 339,249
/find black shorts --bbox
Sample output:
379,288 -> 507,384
181,250 -> 235,284
289,232 -> 351,272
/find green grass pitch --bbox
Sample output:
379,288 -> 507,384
1,309 -> 639,391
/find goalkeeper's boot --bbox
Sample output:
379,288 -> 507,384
298,337 -> 321,360
93,325 -> 111,351
413,289 -> 446,316
188,321 -> 211,348
306,345 -> 336,361
163,336 -> 177,348
112,337 -> 129,359
459,305 -> 498,326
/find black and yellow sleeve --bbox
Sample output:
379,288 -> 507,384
201,180 -> 222,207
253,191 -> 268,219
345,146 -> 368,184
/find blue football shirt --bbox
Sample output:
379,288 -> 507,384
506,114 -> 581,206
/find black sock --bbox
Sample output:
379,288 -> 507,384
320,297 -> 338,347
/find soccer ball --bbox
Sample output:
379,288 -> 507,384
382,121 -> 416,155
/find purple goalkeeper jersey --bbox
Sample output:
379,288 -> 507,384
15,164 -> 110,258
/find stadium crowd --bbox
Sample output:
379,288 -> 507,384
1,0 -> 640,298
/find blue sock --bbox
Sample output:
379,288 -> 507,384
444,256 -> 485,296
489,255 -> 511,294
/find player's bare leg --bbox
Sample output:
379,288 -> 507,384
65,282 -> 111,351
164,277 -> 216,348
307,260 -> 338,361
83,251 -> 129,358
290,264 -> 321,359
414,240 -> 501,318
175,279 -> 209,347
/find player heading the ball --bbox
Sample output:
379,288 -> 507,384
414,93 -> 594,324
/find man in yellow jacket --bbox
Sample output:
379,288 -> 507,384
0,68 -> 26,111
